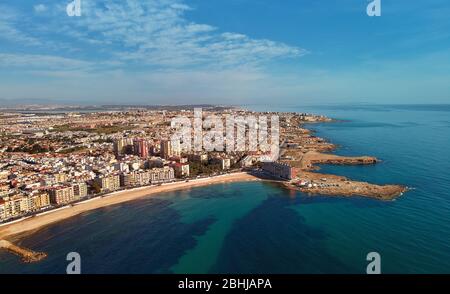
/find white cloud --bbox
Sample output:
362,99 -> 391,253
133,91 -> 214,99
33,4 -> 47,13
0,0 -> 308,104
0,53 -> 92,70
1,0 -> 306,71
59,0 -> 305,68
0,6 -> 42,45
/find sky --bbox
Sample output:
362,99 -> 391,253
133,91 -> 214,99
0,0 -> 449,106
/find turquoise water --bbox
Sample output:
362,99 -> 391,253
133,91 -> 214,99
0,104 -> 449,273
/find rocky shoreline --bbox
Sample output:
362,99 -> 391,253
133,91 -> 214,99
280,116 -> 407,200
0,240 -> 47,263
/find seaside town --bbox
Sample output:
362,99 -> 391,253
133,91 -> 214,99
0,106 -> 407,226
0,105 -> 407,262
0,106 -> 325,223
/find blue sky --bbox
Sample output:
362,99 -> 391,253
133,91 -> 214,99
0,0 -> 449,105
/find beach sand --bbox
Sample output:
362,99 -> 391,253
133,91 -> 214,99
0,172 -> 259,241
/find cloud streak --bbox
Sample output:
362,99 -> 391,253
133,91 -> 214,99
0,5 -> 42,46
1,0 -> 305,72
62,0 -> 305,68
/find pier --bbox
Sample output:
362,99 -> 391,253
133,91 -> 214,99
0,240 -> 47,263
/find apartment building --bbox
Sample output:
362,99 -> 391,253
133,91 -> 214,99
0,194 -> 28,220
53,173 -> 68,183
72,182 -> 88,199
120,171 -> 151,187
133,138 -> 149,158
160,140 -> 181,159
28,192 -> 51,211
48,186 -> 75,205
261,161 -> 298,180
149,167 -> 175,183
94,174 -> 121,192
0,192 -> 51,221
0,199 -> 5,220
113,138 -> 134,157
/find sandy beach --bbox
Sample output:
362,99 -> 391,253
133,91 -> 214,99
0,172 -> 259,241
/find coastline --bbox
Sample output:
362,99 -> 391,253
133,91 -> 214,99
285,151 -> 407,200
279,116 -> 408,200
0,111 -> 408,265
0,172 -> 260,241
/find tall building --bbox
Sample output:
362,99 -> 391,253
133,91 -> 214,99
94,174 -> 121,192
149,167 -> 175,183
114,138 -> 134,157
72,182 -> 88,199
0,199 -> 6,220
0,193 -> 51,220
133,138 -> 149,158
261,161 -> 298,180
28,192 -> 51,211
0,195 -> 27,220
172,139 -> 181,157
48,186 -> 75,205
160,140 -> 181,159
120,171 -> 151,187
160,140 -> 172,159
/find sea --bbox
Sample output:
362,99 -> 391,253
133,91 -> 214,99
0,104 -> 449,274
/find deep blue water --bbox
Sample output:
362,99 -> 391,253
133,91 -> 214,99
1,104 -> 449,273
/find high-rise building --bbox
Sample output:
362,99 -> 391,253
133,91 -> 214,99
72,182 -> 88,199
48,186 -> 75,205
28,192 -> 51,211
133,138 -> 149,158
114,138 -> 134,157
261,161 -> 298,180
120,171 -> 151,187
0,199 -> 6,220
0,195 -> 27,219
160,140 -> 172,159
94,174 -> 121,192
149,167 -> 175,183
0,193 -> 51,220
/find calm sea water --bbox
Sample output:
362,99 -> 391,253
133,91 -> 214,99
1,104 -> 449,274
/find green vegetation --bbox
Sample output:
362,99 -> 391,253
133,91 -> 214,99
189,161 -> 223,177
92,138 -> 113,144
7,144 -> 52,154
57,146 -> 87,154
91,181 -> 102,194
